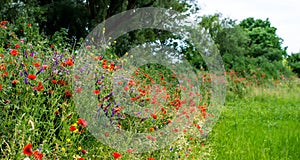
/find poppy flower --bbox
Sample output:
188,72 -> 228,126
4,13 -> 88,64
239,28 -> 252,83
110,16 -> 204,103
146,135 -> 157,141
15,44 -> 20,49
78,158 -> 84,160
102,59 -> 107,69
77,118 -> 88,127
10,49 -> 18,56
42,65 -> 48,70
0,84 -> 2,90
76,87 -> 82,93
0,63 -> 6,70
23,144 -> 33,156
33,150 -> 43,160
148,158 -> 155,160
150,113 -> 157,119
62,58 -> 74,67
33,62 -> 40,68
28,74 -> 36,80
93,90 -> 100,95
66,59 -> 74,66
57,80 -> 66,86
0,20 -> 8,25
69,125 -> 76,131
12,79 -> 18,85
35,82 -> 44,91
65,90 -> 72,98
109,62 -> 115,71
126,148 -> 133,153
3,72 -> 8,77
74,74 -> 80,79
113,152 -> 122,159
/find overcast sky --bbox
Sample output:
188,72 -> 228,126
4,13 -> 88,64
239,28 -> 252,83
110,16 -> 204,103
198,0 -> 300,54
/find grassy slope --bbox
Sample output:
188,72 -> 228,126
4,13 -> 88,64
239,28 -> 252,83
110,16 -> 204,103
208,81 -> 300,160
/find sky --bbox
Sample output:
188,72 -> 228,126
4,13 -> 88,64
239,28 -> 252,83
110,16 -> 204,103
197,0 -> 300,54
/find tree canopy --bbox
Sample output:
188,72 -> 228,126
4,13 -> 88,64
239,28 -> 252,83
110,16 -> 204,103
1,0 -> 299,77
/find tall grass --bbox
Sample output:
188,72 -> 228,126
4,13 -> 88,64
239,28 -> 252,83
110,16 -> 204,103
208,79 -> 300,160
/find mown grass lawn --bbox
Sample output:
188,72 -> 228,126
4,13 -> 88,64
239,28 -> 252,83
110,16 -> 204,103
208,81 -> 300,160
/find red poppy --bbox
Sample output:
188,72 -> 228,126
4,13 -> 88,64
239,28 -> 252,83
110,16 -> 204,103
42,65 -> 48,70
150,113 -> 157,119
35,82 -> 44,91
3,72 -> 8,77
77,118 -> 88,127
57,80 -> 66,86
33,150 -> 43,160
148,158 -> 155,160
62,58 -> 74,67
65,90 -> 72,98
126,148 -> 133,153
66,59 -> 74,66
0,84 -> 2,90
34,62 -> 40,68
146,135 -> 157,141
127,80 -> 135,86
51,80 -> 57,84
28,74 -> 36,80
0,63 -> 6,70
102,59 -> 107,69
113,152 -> 122,159
1,20 -> 8,25
78,158 -> 84,160
76,87 -> 82,93
69,125 -> 76,131
74,74 -> 80,79
93,90 -> 100,95
10,49 -> 18,56
23,144 -> 33,156
104,132 -> 109,137
12,79 -> 18,85
114,107 -> 122,113
54,110 -> 60,115
15,44 -> 20,49
130,97 -> 136,101
109,62 -> 115,71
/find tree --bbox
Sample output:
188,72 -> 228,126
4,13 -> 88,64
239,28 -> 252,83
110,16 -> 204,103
287,53 -> 300,77
197,14 -> 250,70
239,17 -> 287,61
1,0 -> 194,40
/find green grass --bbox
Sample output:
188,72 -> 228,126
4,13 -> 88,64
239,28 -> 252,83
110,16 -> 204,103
208,81 -> 300,160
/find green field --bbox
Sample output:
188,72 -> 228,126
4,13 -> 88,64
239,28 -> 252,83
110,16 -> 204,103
208,81 -> 300,160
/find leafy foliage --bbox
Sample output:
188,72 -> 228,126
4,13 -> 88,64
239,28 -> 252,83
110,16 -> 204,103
287,53 -> 300,76
239,17 -> 287,61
